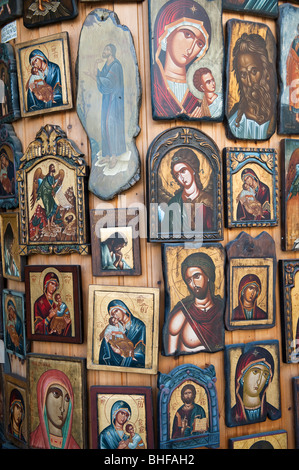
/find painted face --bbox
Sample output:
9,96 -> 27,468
47,280 -> 58,295
166,26 -> 206,67
31,57 -> 44,71
182,388 -> 194,404
237,53 -> 262,91
46,384 -> 70,430
102,46 -> 112,59
110,307 -> 125,322
173,163 -> 194,188
243,284 -> 259,304
115,410 -> 130,426
242,365 -> 270,398
200,72 -> 216,93
12,402 -> 23,426
185,266 -> 209,299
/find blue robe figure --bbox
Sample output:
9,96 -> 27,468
96,44 -> 126,159
99,299 -> 146,369
27,49 -> 63,112
98,400 -> 131,449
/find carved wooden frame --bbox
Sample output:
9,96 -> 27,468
17,124 -> 90,256
147,126 -> 223,242
158,363 -> 220,449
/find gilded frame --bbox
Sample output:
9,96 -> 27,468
16,124 -> 90,256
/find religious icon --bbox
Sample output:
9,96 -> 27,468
162,243 -> 225,356
0,124 -> 22,209
27,353 -> 87,449
17,124 -> 90,256
293,377 -> 299,449
4,373 -> 28,448
224,147 -> 278,228
23,0 -> 78,28
25,265 -> 83,344
229,430 -> 287,449
2,289 -> 26,360
0,43 -> 21,125
277,4 -> 299,135
15,32 -> 73,118
223,0 -> 278,18
90,386 -> 154,449
158,363 -> 220,449
0,0 -> 23,26
225,340 -> 281,427
87,285 -> 159,375
76,8 -> 141,201
147,126 -> 223,242
225,231 -> 276,330
148,0 -> 224,122
279,260 -> 299,364
90,208 -> 141,276
0,212 -> 25,281
225,19 -> 277,141
281,139 -> 299,251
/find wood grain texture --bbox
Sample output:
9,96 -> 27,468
4,1 -> 299,450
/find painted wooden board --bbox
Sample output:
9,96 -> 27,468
225,19 -> 277,141
0,124 -> 22,209
158,363 -> 220,449
3,373 -> 28,448
147,126 -> 223,242
0,0 -> 22,26
25,265 -> 83,344
225,340 -> 281,427
161,242 -> 225,356
224,147 -> 279,229
0,43 -> 20,125
2,289 -> 26,360
27,353 -> 87,449
225,231 -> 276,330
76,8 -> 141,201
279,259 -> 299,364
223,0 -> 278,18
23,0 -> 78,28
90,386 -> 154,449
277,3 -> 299,135
90,208 -> 141,276
16,124 -> 90,256
148,0 -> 224,122
15,32 -> 73,118
229,430 -> 287,449
280,138 -> 299,251
293,377 -> 299,449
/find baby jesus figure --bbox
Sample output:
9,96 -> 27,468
27,66 -> 56,103
236,181 -> 263,218
49,293 -> 71,335
101,317 -> 137,360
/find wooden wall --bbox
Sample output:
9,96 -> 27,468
5,0 -> 299,450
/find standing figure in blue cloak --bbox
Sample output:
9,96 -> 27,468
97,44 -> 126,168
99,299 -> 146,369
27,49 -> 63,112
98,400 -> 131,449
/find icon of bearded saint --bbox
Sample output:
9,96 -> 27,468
228,32 -> 276,140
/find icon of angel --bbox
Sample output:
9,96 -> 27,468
29,162 -> 77,242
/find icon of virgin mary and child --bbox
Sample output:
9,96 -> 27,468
98,299 -> 146,369
152,0 -> 223,119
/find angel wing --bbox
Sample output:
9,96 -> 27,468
55,168 -> 65,186
30,167 -> 45,210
